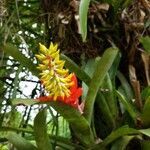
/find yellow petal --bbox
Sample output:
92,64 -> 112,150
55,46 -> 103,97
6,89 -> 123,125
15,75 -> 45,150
46,82 -> 54,91
49,79 -> 56,88
56,60 -> 65,68
42,75 -> 51,84
35,54 -> 45,61
39,43 -> 47,54
56,69 -> 68,75
43,59 -> 50,65
63,89 -> 70,97
49,42 -> 54,51
49,69 -> 54,76
52,86 -> 58,95
53,44 -> 58,52
49,43 -> 58,52
59,76 -> 71,83
37,64 -> 47,70
54,54 -> 59,62
55,75 -> 60,83
39,72 -> 48,78
60,91 -> 65,100
51,50 -> 60,59
53,94 -> 58,101
65,81 -> 74,88
61,85 -> 70,93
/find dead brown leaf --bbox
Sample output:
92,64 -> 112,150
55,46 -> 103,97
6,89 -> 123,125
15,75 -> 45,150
129,65 -> 143,111
141,52 -> 150,86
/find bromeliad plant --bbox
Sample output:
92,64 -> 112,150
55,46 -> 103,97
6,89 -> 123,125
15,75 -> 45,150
1,0 -> 150,149
3,36 -> 150,150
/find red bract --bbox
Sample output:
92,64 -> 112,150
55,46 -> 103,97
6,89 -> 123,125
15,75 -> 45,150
63,74 -> 82,108
37,74 -> 83,109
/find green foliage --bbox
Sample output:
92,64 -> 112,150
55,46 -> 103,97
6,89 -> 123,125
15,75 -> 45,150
116,90 -> 139,122
111,135 -> 136,150
0,0 -> 150,149
61,54 -> 91,85
79,0 -> 91,42
49,101 -> 95,146
82,57 -> 100,100
92,126 -> 150,149
4,43 -> 39,76
34,109 -> 52,150
141,141 -> 150,150
141,97 -> 150,127
101,74 -> 118,121
0,110 -> 22,139
84,47 -> 119,123
117,71 -> 134,101
141,86 -> 150,101
96,92 -> 116,130
3,42 -> 150,149
7,132 -> 37,150
12,98 -> 95,146
79,0 -> 132,41
93,126 -> 139,149
140,36 -> 150,54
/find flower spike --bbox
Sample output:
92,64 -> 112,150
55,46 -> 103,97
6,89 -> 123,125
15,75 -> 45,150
36,42 -> 83,110
36,42 -> 74,100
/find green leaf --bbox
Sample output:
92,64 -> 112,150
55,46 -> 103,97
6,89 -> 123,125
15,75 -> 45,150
12,98 -> 38,106
122,0 -> 132,8
141,86 -> 150,101
82,57 -> 100,100
109,52 -> 121,81
117,71 -> 134,101
140,128 -> 150,137
92,126 -> 150,149
4,43 -> 39,76
101,74 -> 118,121
84,47 -> 119,123
79,0 -> 91,42
12,65 -> 23,99
96,92 -> 116,130
140,36 -> 150,54
61,54 -> 91,85
12,98 -> 94,145
141,141 -> 150,150
0,126 -> 33,134
92,126 -> 139,149
34,108 -> 52,150
111,135 -> 135,150
49,135 -> 84,150
112,0 -> 122,13
141,97 -> 150,127
7,132 -> 37,150
116,90 -> 139,122
49,101 -> 94,146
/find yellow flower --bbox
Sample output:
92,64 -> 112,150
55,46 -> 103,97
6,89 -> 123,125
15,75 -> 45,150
36,42 -> 74,100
